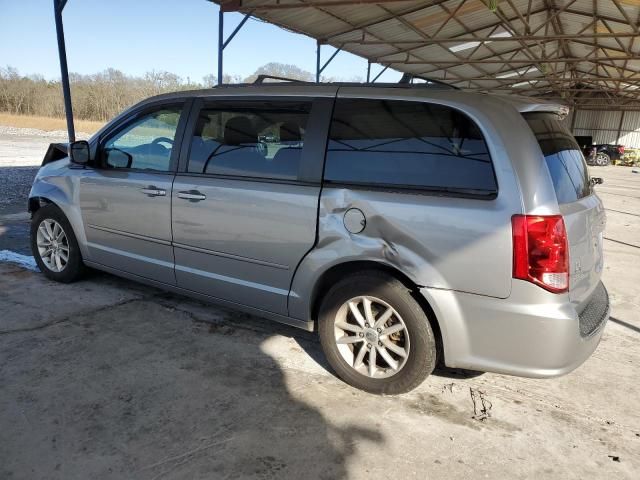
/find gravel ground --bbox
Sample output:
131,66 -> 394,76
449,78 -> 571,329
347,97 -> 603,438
0,127 -> 69,253
0,125 -> 91,214
0,124 -> 91,140
0,166 -> 38,211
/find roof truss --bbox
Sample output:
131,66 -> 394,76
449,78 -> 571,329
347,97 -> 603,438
217,0 -> 640,110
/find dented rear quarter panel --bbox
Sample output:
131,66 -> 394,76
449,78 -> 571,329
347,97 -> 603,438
288,88 -> 554,321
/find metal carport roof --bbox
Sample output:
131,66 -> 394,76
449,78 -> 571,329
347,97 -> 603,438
214,0 -> 640,110
51,0 -> 640,141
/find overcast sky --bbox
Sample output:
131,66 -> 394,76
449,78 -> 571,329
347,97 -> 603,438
0,0 -> 401,83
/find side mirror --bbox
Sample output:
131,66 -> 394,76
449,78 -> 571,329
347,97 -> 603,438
590,177 -> 604,186
104,148 -> 133,169
68,140 -> 90,165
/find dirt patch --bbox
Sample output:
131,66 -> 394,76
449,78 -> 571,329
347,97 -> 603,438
406,390 -> 520,433
0,114 -> 102,135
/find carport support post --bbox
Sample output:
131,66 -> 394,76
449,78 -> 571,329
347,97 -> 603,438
616,111 -> 626,146
316,44 -> 342,83
366,61 -> 371,83
217,9 -> 250,86
217,8 -> 224,85
570,109 -> 577,132
316,42 -> 321,83
53,0 -> 75,143
371,64 -> 389,83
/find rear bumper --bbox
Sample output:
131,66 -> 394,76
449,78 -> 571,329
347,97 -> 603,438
422,280 -> 609,378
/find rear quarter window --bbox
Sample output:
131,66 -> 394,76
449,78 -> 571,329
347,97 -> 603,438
524,112 -> 591,204
324,99 -> 497,197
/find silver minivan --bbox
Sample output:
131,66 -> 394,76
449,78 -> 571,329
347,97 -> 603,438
29,83 -> 609,394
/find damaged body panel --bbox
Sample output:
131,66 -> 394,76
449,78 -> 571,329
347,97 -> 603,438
288,186 -> 514,315
288,88 -> 532,320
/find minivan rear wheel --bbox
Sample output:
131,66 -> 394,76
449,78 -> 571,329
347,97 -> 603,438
318,271 -> 436,394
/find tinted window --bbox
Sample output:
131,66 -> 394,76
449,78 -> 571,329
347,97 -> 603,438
324,99 -> 496,194
102,108 -> 182,171
187,101 -> 311,180
524,113 -> 591,204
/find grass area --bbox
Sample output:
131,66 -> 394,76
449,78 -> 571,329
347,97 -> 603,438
0,113 -> 104,134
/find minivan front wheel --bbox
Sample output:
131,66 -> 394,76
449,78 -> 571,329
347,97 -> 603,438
318,272 -> 436,394
31,204 -> 85,282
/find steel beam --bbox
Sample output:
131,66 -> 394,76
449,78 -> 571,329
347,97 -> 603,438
316,42 -> 321,83
392,56 -> 640,65
217,10 -> 250,85
340,32 -> 640,45
371,64 -> 389,83
445,75 -> 640,83
366,62 -> 389,83
53,0 -> 75,142
316,45 -> 342,81
221,0 -> 414,11
218,8 -> 224,85
616,110 -> 626,143
223,12 -> 250,49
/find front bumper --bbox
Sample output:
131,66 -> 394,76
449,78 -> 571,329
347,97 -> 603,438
421,280 -> 609,378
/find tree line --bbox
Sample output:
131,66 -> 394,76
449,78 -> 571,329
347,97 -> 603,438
0,63 -> 350,122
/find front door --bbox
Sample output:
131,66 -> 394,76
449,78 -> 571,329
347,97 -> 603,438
172,98 -> 331,314
80,104 -> 186,284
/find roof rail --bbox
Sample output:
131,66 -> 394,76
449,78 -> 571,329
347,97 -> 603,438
221,73 -> 458,90
253,74 -> 309,84
398,73 -> 459,90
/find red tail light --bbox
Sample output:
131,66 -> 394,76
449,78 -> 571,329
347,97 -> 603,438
512,215 -> 569,293
618,146 -> 625,154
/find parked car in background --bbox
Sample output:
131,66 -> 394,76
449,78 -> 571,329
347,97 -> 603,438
592,144 -> 625,166
582,145 -> 597,165
574,135 -> 597,165
28,83 -> 609,394
574,136 -> 624,166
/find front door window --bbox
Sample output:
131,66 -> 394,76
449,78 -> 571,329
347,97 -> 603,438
102,107 -> 182,171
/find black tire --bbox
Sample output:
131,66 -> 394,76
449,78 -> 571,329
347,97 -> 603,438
30,203 -> 85,283
318,271 -> 437,395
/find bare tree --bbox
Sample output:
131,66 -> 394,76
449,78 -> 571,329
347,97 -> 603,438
0,63 -> 366,122
243,62 -> 314,83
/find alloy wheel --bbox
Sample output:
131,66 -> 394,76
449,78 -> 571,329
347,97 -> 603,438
334,296 -> 410,379
596,154 -> 609,166
36,219 -> 69,272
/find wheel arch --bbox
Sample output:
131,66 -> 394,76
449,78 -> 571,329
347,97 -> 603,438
28,196 -> 54,214
28,190 -> 90,260
309,260 -> 445,365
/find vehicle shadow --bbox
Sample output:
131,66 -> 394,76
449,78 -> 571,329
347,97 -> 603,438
293,335 -> 484,383
0,269 -> 384,479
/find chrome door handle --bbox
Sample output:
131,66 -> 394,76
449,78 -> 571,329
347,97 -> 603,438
140,186 -> 166,197
177,190 -> 206,201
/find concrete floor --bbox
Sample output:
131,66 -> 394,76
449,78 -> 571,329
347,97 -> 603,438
0,152 -> 639,478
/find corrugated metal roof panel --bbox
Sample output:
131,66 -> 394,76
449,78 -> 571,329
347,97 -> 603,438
214,0 -> 640,109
